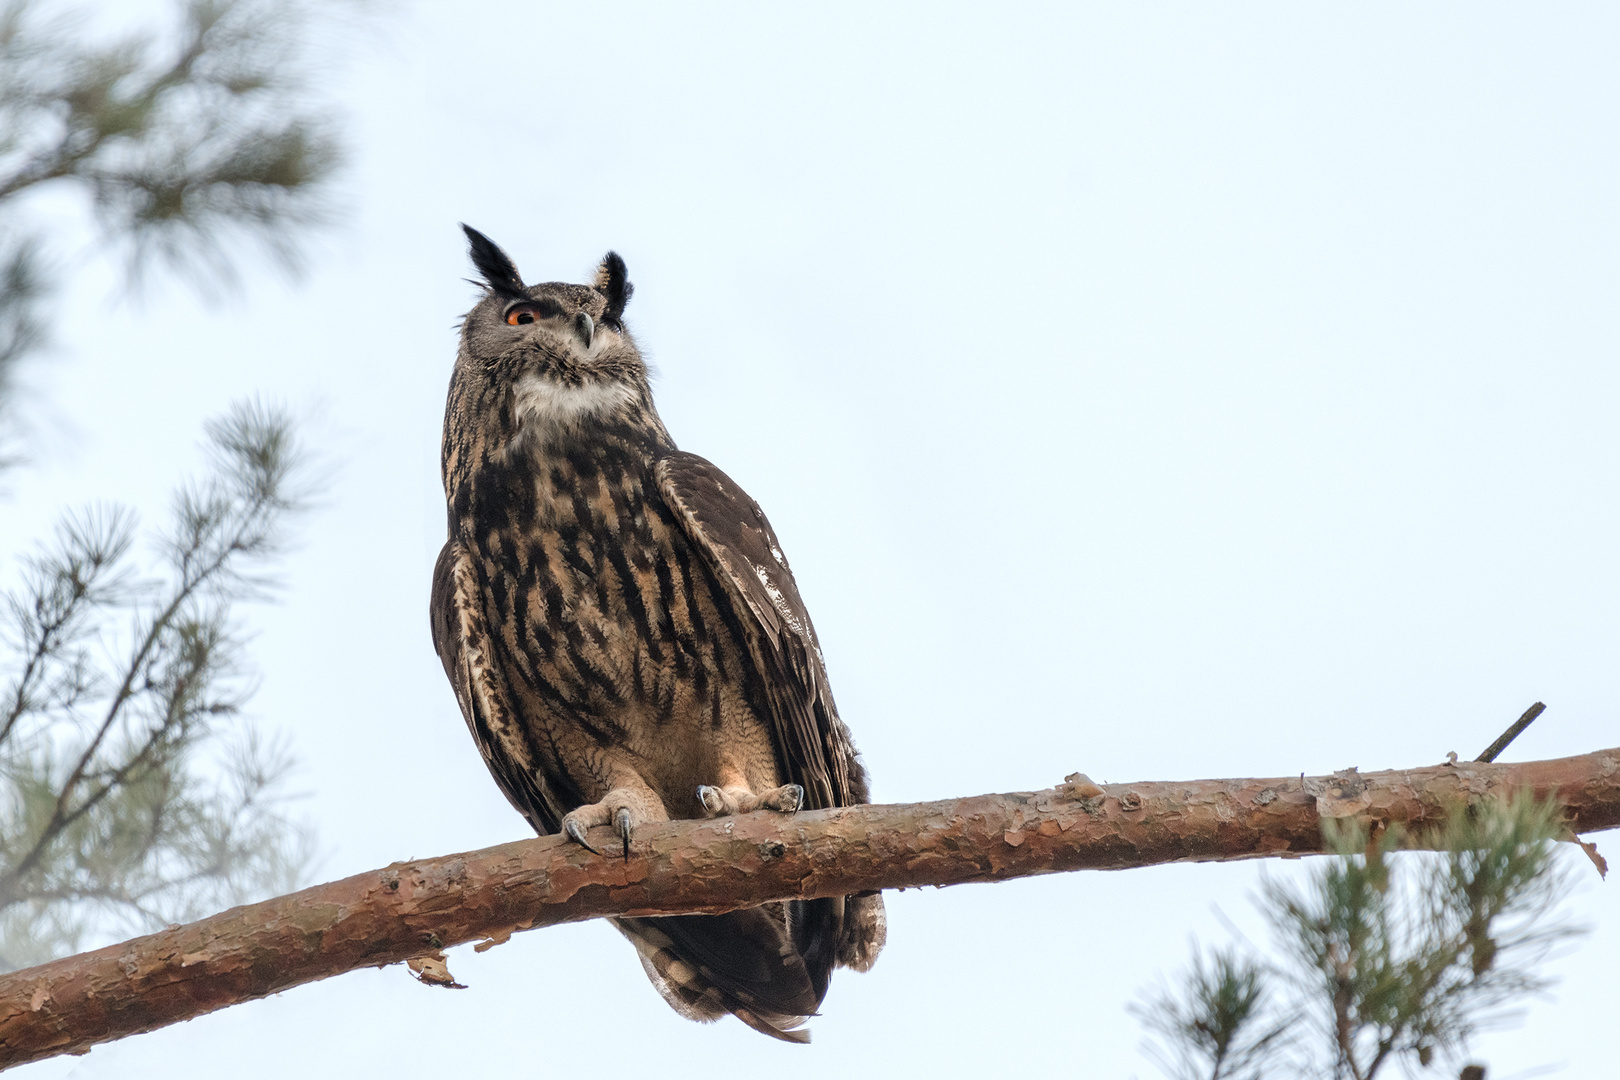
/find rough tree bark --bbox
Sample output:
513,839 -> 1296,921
2,747 -> 1616,1069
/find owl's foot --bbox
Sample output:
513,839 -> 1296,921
562,791 -> 663,861
696,783 -> 804,817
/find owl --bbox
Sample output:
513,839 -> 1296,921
429,226 -> 885,1042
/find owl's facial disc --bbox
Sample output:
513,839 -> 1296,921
489,291 -> 640,439
500,296 -> 607,362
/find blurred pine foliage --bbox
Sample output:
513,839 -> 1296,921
1135,795 -> 1586,1080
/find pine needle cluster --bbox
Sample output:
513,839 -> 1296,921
0,0 -> 359,455
0,400 -> 313,971
1136,795 -> 1584,1080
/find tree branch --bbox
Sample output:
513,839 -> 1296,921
2,746 -> 1615,1069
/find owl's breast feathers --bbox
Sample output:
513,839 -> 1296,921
434,411 -> 866,821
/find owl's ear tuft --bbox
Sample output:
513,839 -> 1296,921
461,224 -> 527,300
594,251 -> 633,326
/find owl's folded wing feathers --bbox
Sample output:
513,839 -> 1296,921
429,539 -> 570,836
655,451 -> 869,811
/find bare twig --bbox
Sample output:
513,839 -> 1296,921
0,745 -> 1616,1069
1476,702 -> 1547,763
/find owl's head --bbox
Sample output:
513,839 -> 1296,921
455,225 -> 650,439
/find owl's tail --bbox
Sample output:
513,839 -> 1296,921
614,897 -> 845,1044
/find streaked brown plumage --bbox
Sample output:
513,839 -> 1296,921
429,226 -> 885,1042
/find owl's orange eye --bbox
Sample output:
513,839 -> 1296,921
504,299 -> 562,326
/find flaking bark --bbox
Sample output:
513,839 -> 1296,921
2,747 -> 1616,1069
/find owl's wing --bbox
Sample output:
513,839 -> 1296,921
430,539 -> 569,835
655,451 -> 867,811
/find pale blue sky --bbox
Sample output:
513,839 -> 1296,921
6,3 -> 1617,1076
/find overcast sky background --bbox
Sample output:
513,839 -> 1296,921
6,2 -> 1618,1077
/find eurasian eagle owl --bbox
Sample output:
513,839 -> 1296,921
429,226 -> 885,1042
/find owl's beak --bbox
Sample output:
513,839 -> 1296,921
574,312 -> 595,349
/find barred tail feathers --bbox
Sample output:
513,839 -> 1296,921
614,904 -> 833,1044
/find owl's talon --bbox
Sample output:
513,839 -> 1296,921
564,817 -> 601,855
616,807 -> 633,861
697,785 -> 726,817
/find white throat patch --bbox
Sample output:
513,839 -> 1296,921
511,373 -> 637,440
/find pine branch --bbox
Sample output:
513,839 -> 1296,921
0,0 -> 359,435
0,746 -> 1615,1069
0,401 -> 311,960
10,522 -> 254,894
